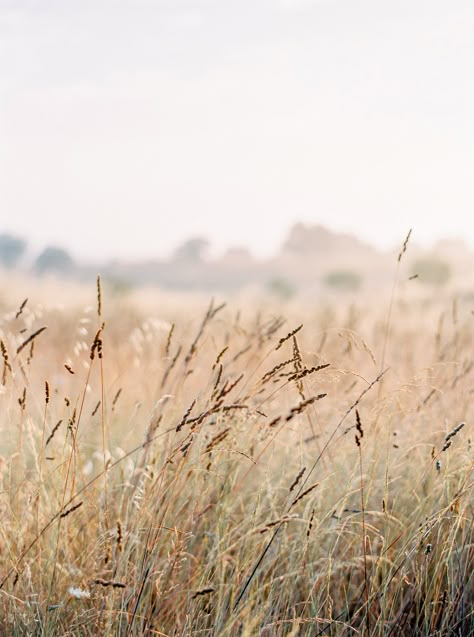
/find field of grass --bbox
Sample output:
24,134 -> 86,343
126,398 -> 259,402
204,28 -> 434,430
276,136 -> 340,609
0,271 -> 472,636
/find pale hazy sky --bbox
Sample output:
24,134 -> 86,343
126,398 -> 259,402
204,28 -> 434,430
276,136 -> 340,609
1,0 -> 473,261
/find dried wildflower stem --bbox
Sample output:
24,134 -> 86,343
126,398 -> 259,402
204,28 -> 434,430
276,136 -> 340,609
161,345 -> 182,388
96,274 -> 102,319
290,482 -> 319,508
379,229 -> 411,378
355,411 -> 370,634
165,322 -> 175,356
15,298 -> 28,319
45,420 -> 62,447
275,324 -> 303,350
289,467 -> 306,493
260,357 -> 297,385
94,279 -> 109,537
213,346 -> 228,370
35,380 -> 51,585
204,428 -> 230,453
97,314 -> 110,544
59,501 -> 83,519
185,299 -> 226,364
49,325 -> 105,605
16,326 -> 47,356
1,340 -> 11,385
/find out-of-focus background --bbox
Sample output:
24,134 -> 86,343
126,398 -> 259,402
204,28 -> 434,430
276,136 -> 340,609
1,0 -> 474,296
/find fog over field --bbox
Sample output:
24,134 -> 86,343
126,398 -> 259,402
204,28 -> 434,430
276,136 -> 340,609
1,0 -> 474,261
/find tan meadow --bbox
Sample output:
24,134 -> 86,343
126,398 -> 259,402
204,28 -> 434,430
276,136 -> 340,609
0,270 -> 472,636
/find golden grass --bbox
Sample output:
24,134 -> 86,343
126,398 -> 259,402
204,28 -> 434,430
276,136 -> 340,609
0,273 -> 472,636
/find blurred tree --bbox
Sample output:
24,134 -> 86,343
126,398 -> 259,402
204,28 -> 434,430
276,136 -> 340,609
323,269 -> 362,291
34,246 -> 75,275
173,237 -> 209,262
266,277 -> 296,300
411,257 -> 451,286
0,234 -> 27,268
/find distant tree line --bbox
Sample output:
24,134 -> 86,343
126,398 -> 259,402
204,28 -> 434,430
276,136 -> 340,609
0,230 -> 455,292
0,233 -> 75,274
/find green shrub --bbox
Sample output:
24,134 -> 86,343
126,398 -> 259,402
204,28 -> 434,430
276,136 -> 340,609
411,257 -> 451,286
323,269 -> 362,291
266,277 -> 296,299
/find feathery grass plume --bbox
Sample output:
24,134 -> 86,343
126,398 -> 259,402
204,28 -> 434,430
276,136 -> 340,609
16,326 -> 47,355
285,394 -> 326,422
15,298 -> 28,319
26,340 -> 35,365
91,401 -> 101,416
212,346 -> 228,370
68,408 -> 77,434
112,388 -> 122,411
353,408 -> 364,445
211,363 -> 223,400
45,380 -> 50,404
93,578 -> 126,589
96,274 -> 102,318
290,483 -> 319,508
60,501 -> 83,518
18,387 -> 26,409
1,340 -> 11,385
144,414 -> 163,445
259,315 -> 286,346
287,363 -> 330,382
64,364 -> 75,374
68,586 -> 90,599
268,416 -> 281,428
116,520 -> 123,553
292,336 -> 305,399
176,399 -> 196,432
104,537 -> 112,565
440,422 -> 466,452
45,420 -> 63,446
161,344 -> 182,388
180,435 -> 193,456
397,228 -> 412,262
220,404 -> 248,413
355,409 -> 363,438
185,299 -> 226,364
205,428 -> 230,453
165,322 -> 175,356
306,509 -> 315,537
187,399 -> 224,429
214,373 -> 244,401
444,422 -> 465,443
275,324 -> 303,350
64,397 -> 70,407
451,360 -> 474,390
289,467 -> 306,493
258,515 -> 297,533
260,357 -> 297,384
191,588 -> 214,599
229,344 -> 251,364
90,328 -> 103,360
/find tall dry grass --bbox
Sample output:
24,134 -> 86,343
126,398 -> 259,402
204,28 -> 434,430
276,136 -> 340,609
0,272 -> 472,636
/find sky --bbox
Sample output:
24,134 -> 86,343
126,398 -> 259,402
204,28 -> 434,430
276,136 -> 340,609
1,0 -> 473,262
